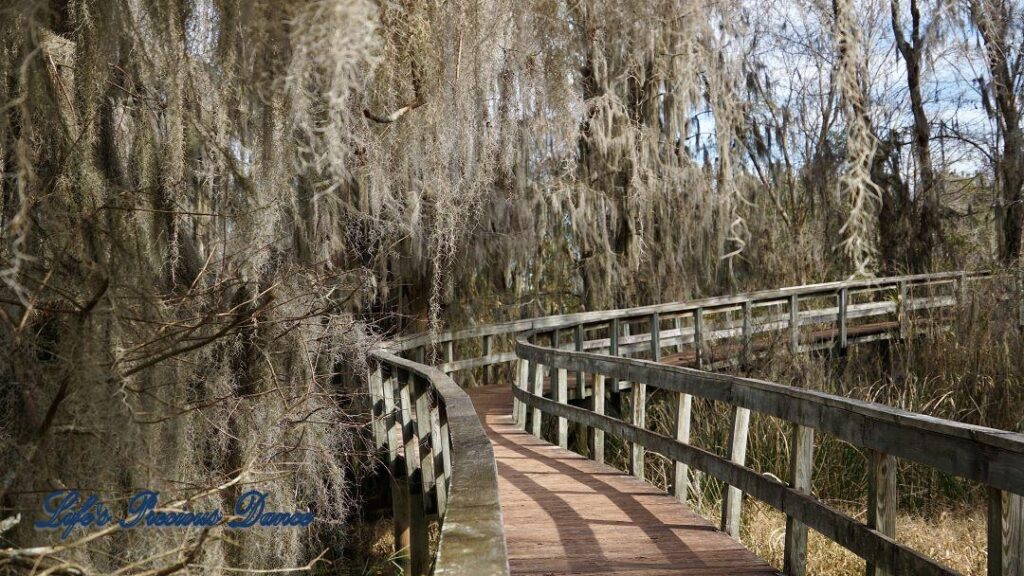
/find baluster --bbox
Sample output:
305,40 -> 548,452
721,405 -> 750,538
671,392 -> 692,504
783,420 -> 814,575
789,294 -> 800,352
439,404 -> 452,483
369,363 -> 385,449
530,358 -> 543,438
429,399 -> 449,517
988,488 -> 1024,576
591,369 -> 606,465
898,282 -> 909,339
575,324 -> 586,399
866,451 -> 897,576
610,319 -> 621,392
956,271 -> 967,307
742,301 -> 752,365
674,314 -> 684,353
381,370 -> 411,574
514,357 -> 529,429
1018,267 -> 1024,330
838,287 -> 848,350
694,307 -> 705,369
397,370 -> 429,576
483,334 -> 493,386
552,363 -> 568,449
630,379 -> 646,481
412,375 -> 437,517
443,339 -> 453,371
650,313 -> 661,362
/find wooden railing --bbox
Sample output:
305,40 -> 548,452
367,351 -> 509,576
371,270 -> 1023,576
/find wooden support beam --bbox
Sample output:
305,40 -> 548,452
721,406 -> 750,538
412,375 -> 437,514
650,313 -> 661,362
514,358 -> 529,429
630,381 -> 647,481
380,371 -> 410,573
838,287 -> 848,349
784,421 -> 815,575
898,282 -> 908,339
428,400 -> 448,516
591,373 -> 606,465
369,363 -> 385,449
671,391 -> 692,503
530,360 -> 543,438
866,451 -> 897,576
610,319 -> 621,392
989,488 -> 1024,576
575,324 -> 586,398
694,307 -> 705,369
397,370 -> 429,576
789,294 -> 800,352
742,301 -> 752,365
674,315 -> 685,353
482,335 -> 493,386
553,364 -> 568,449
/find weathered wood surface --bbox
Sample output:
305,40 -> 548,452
371,352 -> 510,576
469,385 -> 778,576
518,340 -> 1024,496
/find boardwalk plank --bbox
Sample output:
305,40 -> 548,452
468,385 -> 779,576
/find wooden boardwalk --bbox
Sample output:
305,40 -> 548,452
468,385 -> 778,576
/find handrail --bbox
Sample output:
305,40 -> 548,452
386,270 -> 987,354
510,272 -> 1023,576
368,351 -> 509,576
369,270 -> 1020,576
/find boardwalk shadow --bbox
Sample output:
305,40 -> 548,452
476,388 -> 730,574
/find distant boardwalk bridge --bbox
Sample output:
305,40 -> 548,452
368,271 -> 1024,576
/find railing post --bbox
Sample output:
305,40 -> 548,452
898,282 -> 908,339
610,319 -> 621,392
783,420 -> 814,575
436,403 -> 448,487
674,314 -> 684,353
412,374 -> 438,516
552,363 -> 568,449
789,294 -> 800,352
397,370 -> 429,576
443,339 -> 454,365
514,357 -> 529,429
742,301 -> 752,365
482,334 -> 493,386
591,370 -> 605,464
575,324 -> 586,399
380,370 -> 411,574
630,380 -> 646,481
838,287 -> 848,350
988,488 -> 1024,576
866,451 -> 897,576
650,313 -> 661,361
721,405 -> 750,538
530,359 -> 543,438
1017,267 -> 1024,330
694,307 -> 705,369
429,400 -> 449,516
956,271 -> 967,307
369,362 -> 385,449
671,391 -> 692,503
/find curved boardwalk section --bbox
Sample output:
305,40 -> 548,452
469,385 -> 777,576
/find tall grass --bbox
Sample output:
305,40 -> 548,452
608,279 -> 1023,574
